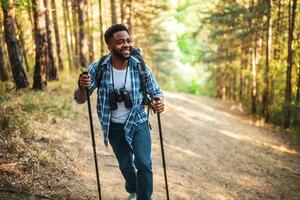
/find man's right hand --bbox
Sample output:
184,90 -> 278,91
78,72 -> 91,90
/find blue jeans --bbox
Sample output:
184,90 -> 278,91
109,121 -> 153,200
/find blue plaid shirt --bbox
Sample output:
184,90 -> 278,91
85,54 -> 163,146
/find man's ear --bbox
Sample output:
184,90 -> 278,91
107,40 -> 113,51
108,44 -> 112,51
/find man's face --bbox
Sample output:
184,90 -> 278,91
109,31 -> 132,61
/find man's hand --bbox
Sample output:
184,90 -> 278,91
78,72 -> 91,90
152,97 -> 164,113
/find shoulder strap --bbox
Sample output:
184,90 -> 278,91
131,48 -> 151,106
96,55 -> 108,88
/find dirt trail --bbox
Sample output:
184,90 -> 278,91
71,92 -> 300,200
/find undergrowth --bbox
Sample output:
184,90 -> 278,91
0,76 -> 83,199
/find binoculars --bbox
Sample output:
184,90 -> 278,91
109,88 -> 133,110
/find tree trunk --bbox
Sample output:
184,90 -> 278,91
239,46 -> 249,102
110,0 -> 117,24
284,0 -> 297,128
0,40 -> 9,81
273,0 -> 282,60
52,0 -> 64,70
15,20 -> 30,72
98,0 -> 104,56
44,0 -> 58,81
32,0 -> 48,90
250,2 -> 263,114
86,0 -> 94,63
78,0 -> 87,67
239,62 -> 243,101
27,1 -> 34,25
120,0 -> 125,23
232,67 -> 237,100
251,43 -> 257,114
120,0 -> 132,33
62,0 -> 73,70
297,65 -> 300,103
2,0 -> 29,89
0,13 -> 9,81
71,0 -> 80,67
27,0 -> 36,42
263,0 -> 273,122
251,36 -> 262,114
127,0 -> 132,34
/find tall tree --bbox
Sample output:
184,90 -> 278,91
297,66 -> 300,103
77,0 -> 87,67
251,29 -> 258,114
44,0 -> 57,80
26,0 -> 36,42
98,0 -> 104,55
250,1 -> 264,114
0,38 -> 8,81
71,0 -> 80,67
32,0 -> 48,90
263,0 -> 273,122
2,0 -> 29,89
110,0 -> 117,24
15,20 -> 30,72
62,0 -> 72,69
121,0 -> 125,23
127,0 -> 132,33
86,0 -> 94,63
52,0 -> 64,70
0,11 -> 9,81
120,0 -> 132,33
284,0 -> 297,128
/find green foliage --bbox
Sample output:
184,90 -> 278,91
0,0 -> 30,9
199,0 -> 300,130
168,0 -> 218,96
177,33 -> 205,64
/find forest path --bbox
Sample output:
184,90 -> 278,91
71,92 -> 300,200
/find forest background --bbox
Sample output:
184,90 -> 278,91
0,0 -> 300,199
1,0 -> 300,130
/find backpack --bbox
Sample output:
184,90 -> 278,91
95,48 -> 151,106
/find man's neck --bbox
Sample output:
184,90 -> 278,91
111,54 -> 129,70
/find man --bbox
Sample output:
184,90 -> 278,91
74,24 -> 164,200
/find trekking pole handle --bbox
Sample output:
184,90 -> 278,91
78,71 -> 90,90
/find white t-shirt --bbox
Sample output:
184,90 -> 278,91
110,66 -> 132,123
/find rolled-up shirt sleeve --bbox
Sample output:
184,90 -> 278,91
74,61 -> 99,104
87,61 -> 99,96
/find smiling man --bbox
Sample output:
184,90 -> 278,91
74,24 -> 164,200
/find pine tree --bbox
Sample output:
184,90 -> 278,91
2,0 -> 29,89
32,0 -> 48,90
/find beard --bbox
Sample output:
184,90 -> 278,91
112,47 -> 131,61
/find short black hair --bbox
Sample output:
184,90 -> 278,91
104,24 -> 130,44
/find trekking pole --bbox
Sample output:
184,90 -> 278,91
157,112 -> 170,200
86,89 -> 103,200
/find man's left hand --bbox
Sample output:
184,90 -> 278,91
152,97 -> 164,113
